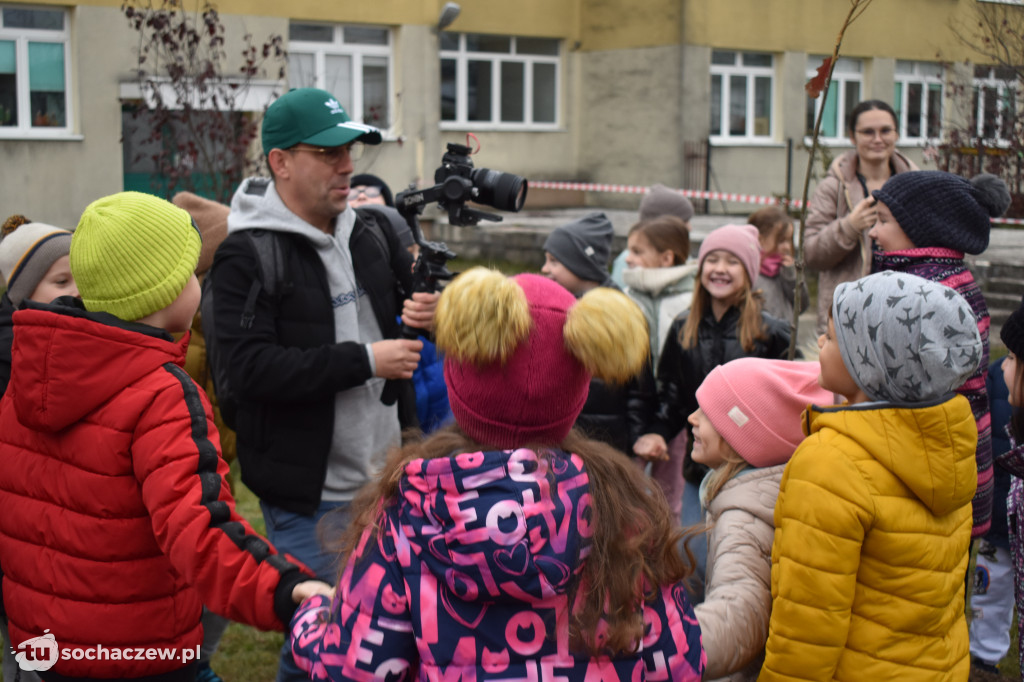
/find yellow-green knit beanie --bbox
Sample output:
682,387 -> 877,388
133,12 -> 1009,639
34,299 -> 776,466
71,192 -> 202,321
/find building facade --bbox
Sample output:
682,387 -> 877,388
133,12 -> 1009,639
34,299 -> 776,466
0,0 -> 1017,226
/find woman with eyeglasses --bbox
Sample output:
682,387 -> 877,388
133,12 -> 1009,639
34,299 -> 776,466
804,99 -> 918,335
349,173 -> 394,208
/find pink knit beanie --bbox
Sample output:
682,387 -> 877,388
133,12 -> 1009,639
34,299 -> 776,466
436,268 -> 649,449
697,223 -> 761,285
695,358 -> 832,467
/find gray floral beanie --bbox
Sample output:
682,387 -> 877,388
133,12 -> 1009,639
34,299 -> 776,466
832,271 -> 982,404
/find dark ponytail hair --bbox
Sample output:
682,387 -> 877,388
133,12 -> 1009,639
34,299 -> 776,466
847,100 -> 898,135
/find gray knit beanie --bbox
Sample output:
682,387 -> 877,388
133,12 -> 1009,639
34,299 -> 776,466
639,184 -> 695,224
832,271 -> 982,404
872,171 -> 1010,254
543,212 -> 614,284
0,221 -> 73,305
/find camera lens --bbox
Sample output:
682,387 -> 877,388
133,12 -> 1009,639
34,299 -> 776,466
470,168 -> 528,212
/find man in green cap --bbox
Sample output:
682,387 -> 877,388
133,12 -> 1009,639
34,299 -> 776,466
208,87 -> 437,682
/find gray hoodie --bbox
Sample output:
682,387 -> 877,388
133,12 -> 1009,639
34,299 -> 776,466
228,178 -> 399,501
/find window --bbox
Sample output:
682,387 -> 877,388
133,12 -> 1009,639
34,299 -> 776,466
805,55 -> 863,140
893,60 -> 943,141
0,5 -> 71,137
288,23 -> 391,129
972,65 -> 1017,143
710,50 -> 774,142
440,32 -> 560,129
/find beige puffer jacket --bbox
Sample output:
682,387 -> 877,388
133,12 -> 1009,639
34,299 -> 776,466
804,149 -> 917,334
695,465 -> 784,681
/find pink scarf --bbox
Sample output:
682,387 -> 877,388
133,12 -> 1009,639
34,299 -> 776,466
760,253 -> 783,277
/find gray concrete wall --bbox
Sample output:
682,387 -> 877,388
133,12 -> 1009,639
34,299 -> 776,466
578,44 -> 684,190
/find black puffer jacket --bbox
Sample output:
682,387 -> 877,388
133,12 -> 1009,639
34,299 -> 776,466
652,306 -> 791,481
575,363 -> 656,457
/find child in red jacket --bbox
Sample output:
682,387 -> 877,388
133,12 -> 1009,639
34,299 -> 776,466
0,192 -> 329,681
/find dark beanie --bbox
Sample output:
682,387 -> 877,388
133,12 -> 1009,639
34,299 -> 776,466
543,212 -> 614,284
1002,294 -> 1024,359
350,173 -> 394,207
872,171 -> 1010,254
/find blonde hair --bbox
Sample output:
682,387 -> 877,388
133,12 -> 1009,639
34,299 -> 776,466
701,446 -> 748,504
679,268 -> 766,351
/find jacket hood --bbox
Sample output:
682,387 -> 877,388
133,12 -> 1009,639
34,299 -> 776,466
806,396 -> 977,516
622,262 -> 698,297
227,176 -> 355,249
6,300 -> 188,432
396,448 -> 590,606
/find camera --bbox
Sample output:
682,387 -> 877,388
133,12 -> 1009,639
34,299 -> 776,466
394,143 -> 529,338
433,143 -> 528,222
395,142 -> 528,227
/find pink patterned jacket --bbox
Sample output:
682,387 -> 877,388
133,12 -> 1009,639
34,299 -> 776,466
290,447 -> 705,680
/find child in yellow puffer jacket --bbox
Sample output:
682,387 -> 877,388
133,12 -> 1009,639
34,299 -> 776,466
760,271 -> 982,681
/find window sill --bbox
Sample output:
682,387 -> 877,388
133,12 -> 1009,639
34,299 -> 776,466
709,138 -> 786,148
0,132 -> 83,141
440,122 -> 564,133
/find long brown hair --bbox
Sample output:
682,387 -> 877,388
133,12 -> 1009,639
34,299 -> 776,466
335,425 -> 696,656
680,267 -> 766,351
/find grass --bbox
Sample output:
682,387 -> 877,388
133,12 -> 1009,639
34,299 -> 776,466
206,462 -> 282,682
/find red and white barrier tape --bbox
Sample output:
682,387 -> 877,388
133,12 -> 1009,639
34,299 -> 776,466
528,180 -> 1024,226
529,181 -> 804,208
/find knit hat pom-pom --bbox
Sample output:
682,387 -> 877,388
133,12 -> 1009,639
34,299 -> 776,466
564,287 -> 648,385
1,215 -> 31,239
971,173 -> 1012,218
434,267 -> 532,365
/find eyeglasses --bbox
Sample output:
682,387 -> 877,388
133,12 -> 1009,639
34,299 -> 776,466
855,126 -> 896,139
289,142 -> 364,164
351,186 -> 382,199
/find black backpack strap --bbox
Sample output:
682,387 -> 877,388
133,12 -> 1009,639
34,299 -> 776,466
239,230 -> 288,329
354,206 -> 394,266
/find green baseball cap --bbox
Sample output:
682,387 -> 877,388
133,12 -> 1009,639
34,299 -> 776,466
261,88 -> 383,152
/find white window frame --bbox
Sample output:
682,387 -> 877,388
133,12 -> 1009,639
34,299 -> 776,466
710,50 -> 775,144
439,32 -> 560,131
805,55 -> 863,144
971,66 -> 1017,145
893,60 -> 944,143
287,23 -> 393,132
0,4 -> 73,139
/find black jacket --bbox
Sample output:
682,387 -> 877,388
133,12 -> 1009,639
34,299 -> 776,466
0,294 -> 13,396
209,211 -> 415,515
575,365 -> 656,456
652,306 -> 791,480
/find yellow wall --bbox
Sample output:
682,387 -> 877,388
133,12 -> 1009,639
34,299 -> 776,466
578,0 -> 681,51
51,0 -> 577,36
684,0 -> 1002,63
